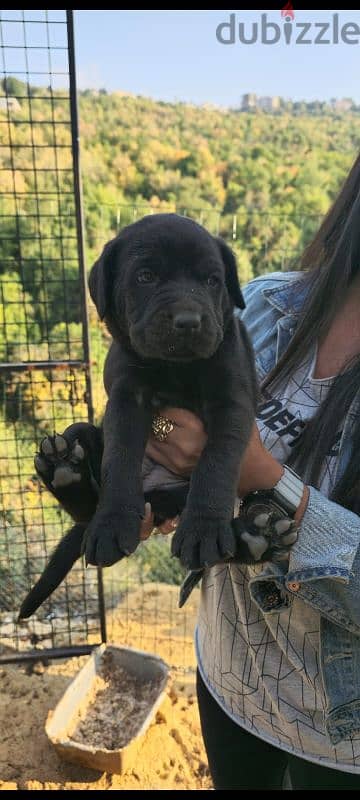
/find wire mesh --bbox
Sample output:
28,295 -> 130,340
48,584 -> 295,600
86,201 -> 323,291
0,9 -> 103,661
0,9 -> 327,674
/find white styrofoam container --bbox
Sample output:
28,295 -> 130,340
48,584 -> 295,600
45,643 -> 170,774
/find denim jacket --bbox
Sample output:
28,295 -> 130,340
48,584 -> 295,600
240,271 -> 360,745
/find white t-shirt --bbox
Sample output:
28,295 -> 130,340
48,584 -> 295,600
257,344 -> 340,497
196,346 -> 360,773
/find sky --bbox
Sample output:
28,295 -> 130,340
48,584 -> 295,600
73,9 -> 360,107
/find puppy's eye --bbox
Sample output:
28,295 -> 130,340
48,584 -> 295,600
137,269 -> 156,284
207,274 -> 220,287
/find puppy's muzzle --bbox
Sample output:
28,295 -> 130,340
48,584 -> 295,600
130,299 -> 223,360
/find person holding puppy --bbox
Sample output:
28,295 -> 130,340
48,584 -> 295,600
144,151 -> 360,790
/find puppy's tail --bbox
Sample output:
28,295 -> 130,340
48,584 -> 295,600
18,523 -> 85,621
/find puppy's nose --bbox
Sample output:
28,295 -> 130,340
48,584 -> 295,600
173,312 -> 202,332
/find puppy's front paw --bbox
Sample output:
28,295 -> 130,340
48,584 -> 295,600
83,508 -> 142,567
171,514 -> 235,570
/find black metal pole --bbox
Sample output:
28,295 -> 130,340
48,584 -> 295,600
0,360 -> 87,373
0,644 -> 98,665
66,10 -> 94,422
66,9 -> 107,646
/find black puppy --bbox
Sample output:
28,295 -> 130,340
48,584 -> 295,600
82,212 -> 258,569
19,213 -> 299,621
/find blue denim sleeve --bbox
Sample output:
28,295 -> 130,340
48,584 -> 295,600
237,274 -> 360,633
248,487 -> 360,634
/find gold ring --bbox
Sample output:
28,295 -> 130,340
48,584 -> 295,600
151,414 -> 175,442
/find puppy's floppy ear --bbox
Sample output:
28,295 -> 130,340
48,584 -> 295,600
215,237 -> 245,310
88,237 -> 119,320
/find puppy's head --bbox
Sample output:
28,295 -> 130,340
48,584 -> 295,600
89,213 -> 245,361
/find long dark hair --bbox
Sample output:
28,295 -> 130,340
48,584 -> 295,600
262,152 -> 360,514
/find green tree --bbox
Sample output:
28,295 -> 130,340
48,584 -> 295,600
2,76 -> 28,97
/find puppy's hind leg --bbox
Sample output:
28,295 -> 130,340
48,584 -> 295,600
35,422 -> 103,524
18,522 -> 85,620
21,424 -> 103,621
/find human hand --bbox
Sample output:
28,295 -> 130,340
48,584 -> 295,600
144,412 -> 306,530
146,410 -> 282,494
145,407 -> 207,477
141,407 -> 205,540
140,502 -> 180,540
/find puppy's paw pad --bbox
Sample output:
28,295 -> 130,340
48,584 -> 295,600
233,511 -> 299,564
34,455 -> 48,476
40,436 -> 55,458
273,519 -> 292,535
51,466 -> 81,489
71,442 -> 85,462
240,530 -> 269,561
54,434 -> 67,456
253,512 -> 272,529
281,529 -> 298,546
35,435 -> 89,495
273,519 -> 298,547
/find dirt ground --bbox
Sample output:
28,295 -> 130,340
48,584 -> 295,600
0,583 -> 213,790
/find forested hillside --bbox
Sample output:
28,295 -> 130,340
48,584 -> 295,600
2,81 -> 360,310
79,90 -> 360,278
2,84 -> 359,381
0,82 -> 359,605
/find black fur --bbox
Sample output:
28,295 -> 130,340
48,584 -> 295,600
19,523 -> 85,620
83,213 -> 257,569
19,213 -> 259,618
